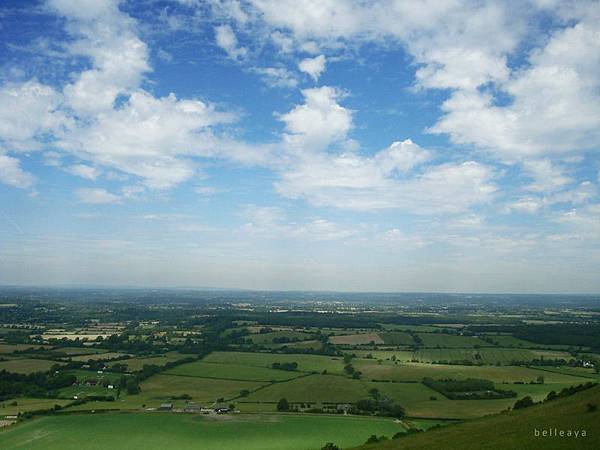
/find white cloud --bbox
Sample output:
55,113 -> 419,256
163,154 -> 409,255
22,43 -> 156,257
65,164 -> 100,180
0,152 -> 35,189
56,91 -> 233,189
215,24 -> 248,60
253,66 -> 298,88
273,89 -> 494,213
0,0 -> 244,192
298,55 -> 326,81
241,205 -> 356,241
195,186 -> 219,196
522,159 -> 572,192
279,86 -> 352,148
506,198 -> 543,214
276,147 -> 495,213
75,188 -> 121,204
430,9 -> 600,159
0,81 -> 65,151
49,0 -> 150,116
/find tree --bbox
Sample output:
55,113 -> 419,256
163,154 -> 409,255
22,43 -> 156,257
321,444 -> 340,450
513,396 -> 534,409
368,388 -> 380,400
277,398 -> 290,411
365,435 -> 380,444
126,379 -> 140,395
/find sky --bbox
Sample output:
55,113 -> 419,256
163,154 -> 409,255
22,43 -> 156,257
0,0 -> 599,293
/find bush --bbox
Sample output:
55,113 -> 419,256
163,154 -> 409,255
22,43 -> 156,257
586,403 -> 597,412
277,398 -> 290,412
513,396 -> 534,410
321,443 -> 340,450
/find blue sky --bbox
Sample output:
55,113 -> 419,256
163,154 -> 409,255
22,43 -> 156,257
0,0 -> 599,293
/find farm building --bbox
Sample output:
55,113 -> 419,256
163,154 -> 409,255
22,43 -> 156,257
158,403 -> 173,411
184,403 -> 201,413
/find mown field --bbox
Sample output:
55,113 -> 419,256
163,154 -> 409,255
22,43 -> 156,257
329,333 -> 385,345
0,343 -> 50,353
416,334 -> 492,348
203,351 -> 346,375
0,398 -> 71,416
242,374 -> 367,403
0,413 -> 404,450
412,348 -> 572,365
0,358 -> 60,374
165,361 -> 304,381
70,352 -> 129,362
353,360 -> 587,384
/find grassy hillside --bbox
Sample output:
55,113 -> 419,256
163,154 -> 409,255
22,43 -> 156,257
359,386 -> 600,450
0,413 -> 402,450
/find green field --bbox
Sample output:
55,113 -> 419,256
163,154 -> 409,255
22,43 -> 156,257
353,360 -> 589,384
0,413 -> 404,450
243,374 -> 368,403
165,361 -> 304,381
64,375 -> 267,412
55,347 -> 108,356
0,398 -> 71,416
378,332 -> 415,346
354,350 -> 414,361
108,353 -> 192,371
70,352 -> 129,362
57,385 -> 116,399
140,374 -> 266,404
483,335 -> 574,350
329,333 -> 385,345
412,348 -> 567,365
203,351 -> 346,375
528,366 -> 600,380
416,334 -> 492,348
379,324 -> 440,333
247,330 -> 315,344
0,358 -> 60,374
0,343 -> 50,354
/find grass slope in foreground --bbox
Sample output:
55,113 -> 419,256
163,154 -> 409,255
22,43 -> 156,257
0,413 -> 401,450
359,385 -> 600,450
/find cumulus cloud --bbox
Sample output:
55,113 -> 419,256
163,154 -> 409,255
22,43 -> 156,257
215,24 -> 248,60
49,0 -> 150,115
273,89 -> 495,213
75,188 -> 121,204
0,1 -> 242,192
56,91 -> 234,188
429,5 -> 600,160
0,152 -> 35,189
298,55 -> 326,81
213,0 -> 599,190
279,86 -> 352,148
241,205 -> 356,241
65,164 -> 100,180
522,160 -> 572,193
0,81 -> 65,151
253,66 -> 298,88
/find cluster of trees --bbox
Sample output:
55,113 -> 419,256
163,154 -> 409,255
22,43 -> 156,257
469,324 -> 600,351
351,388 -> 405,418
271,362 -> 298,371
422,377 -> 517,400
0,369 -> 76,401
545,382 -> 597,402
